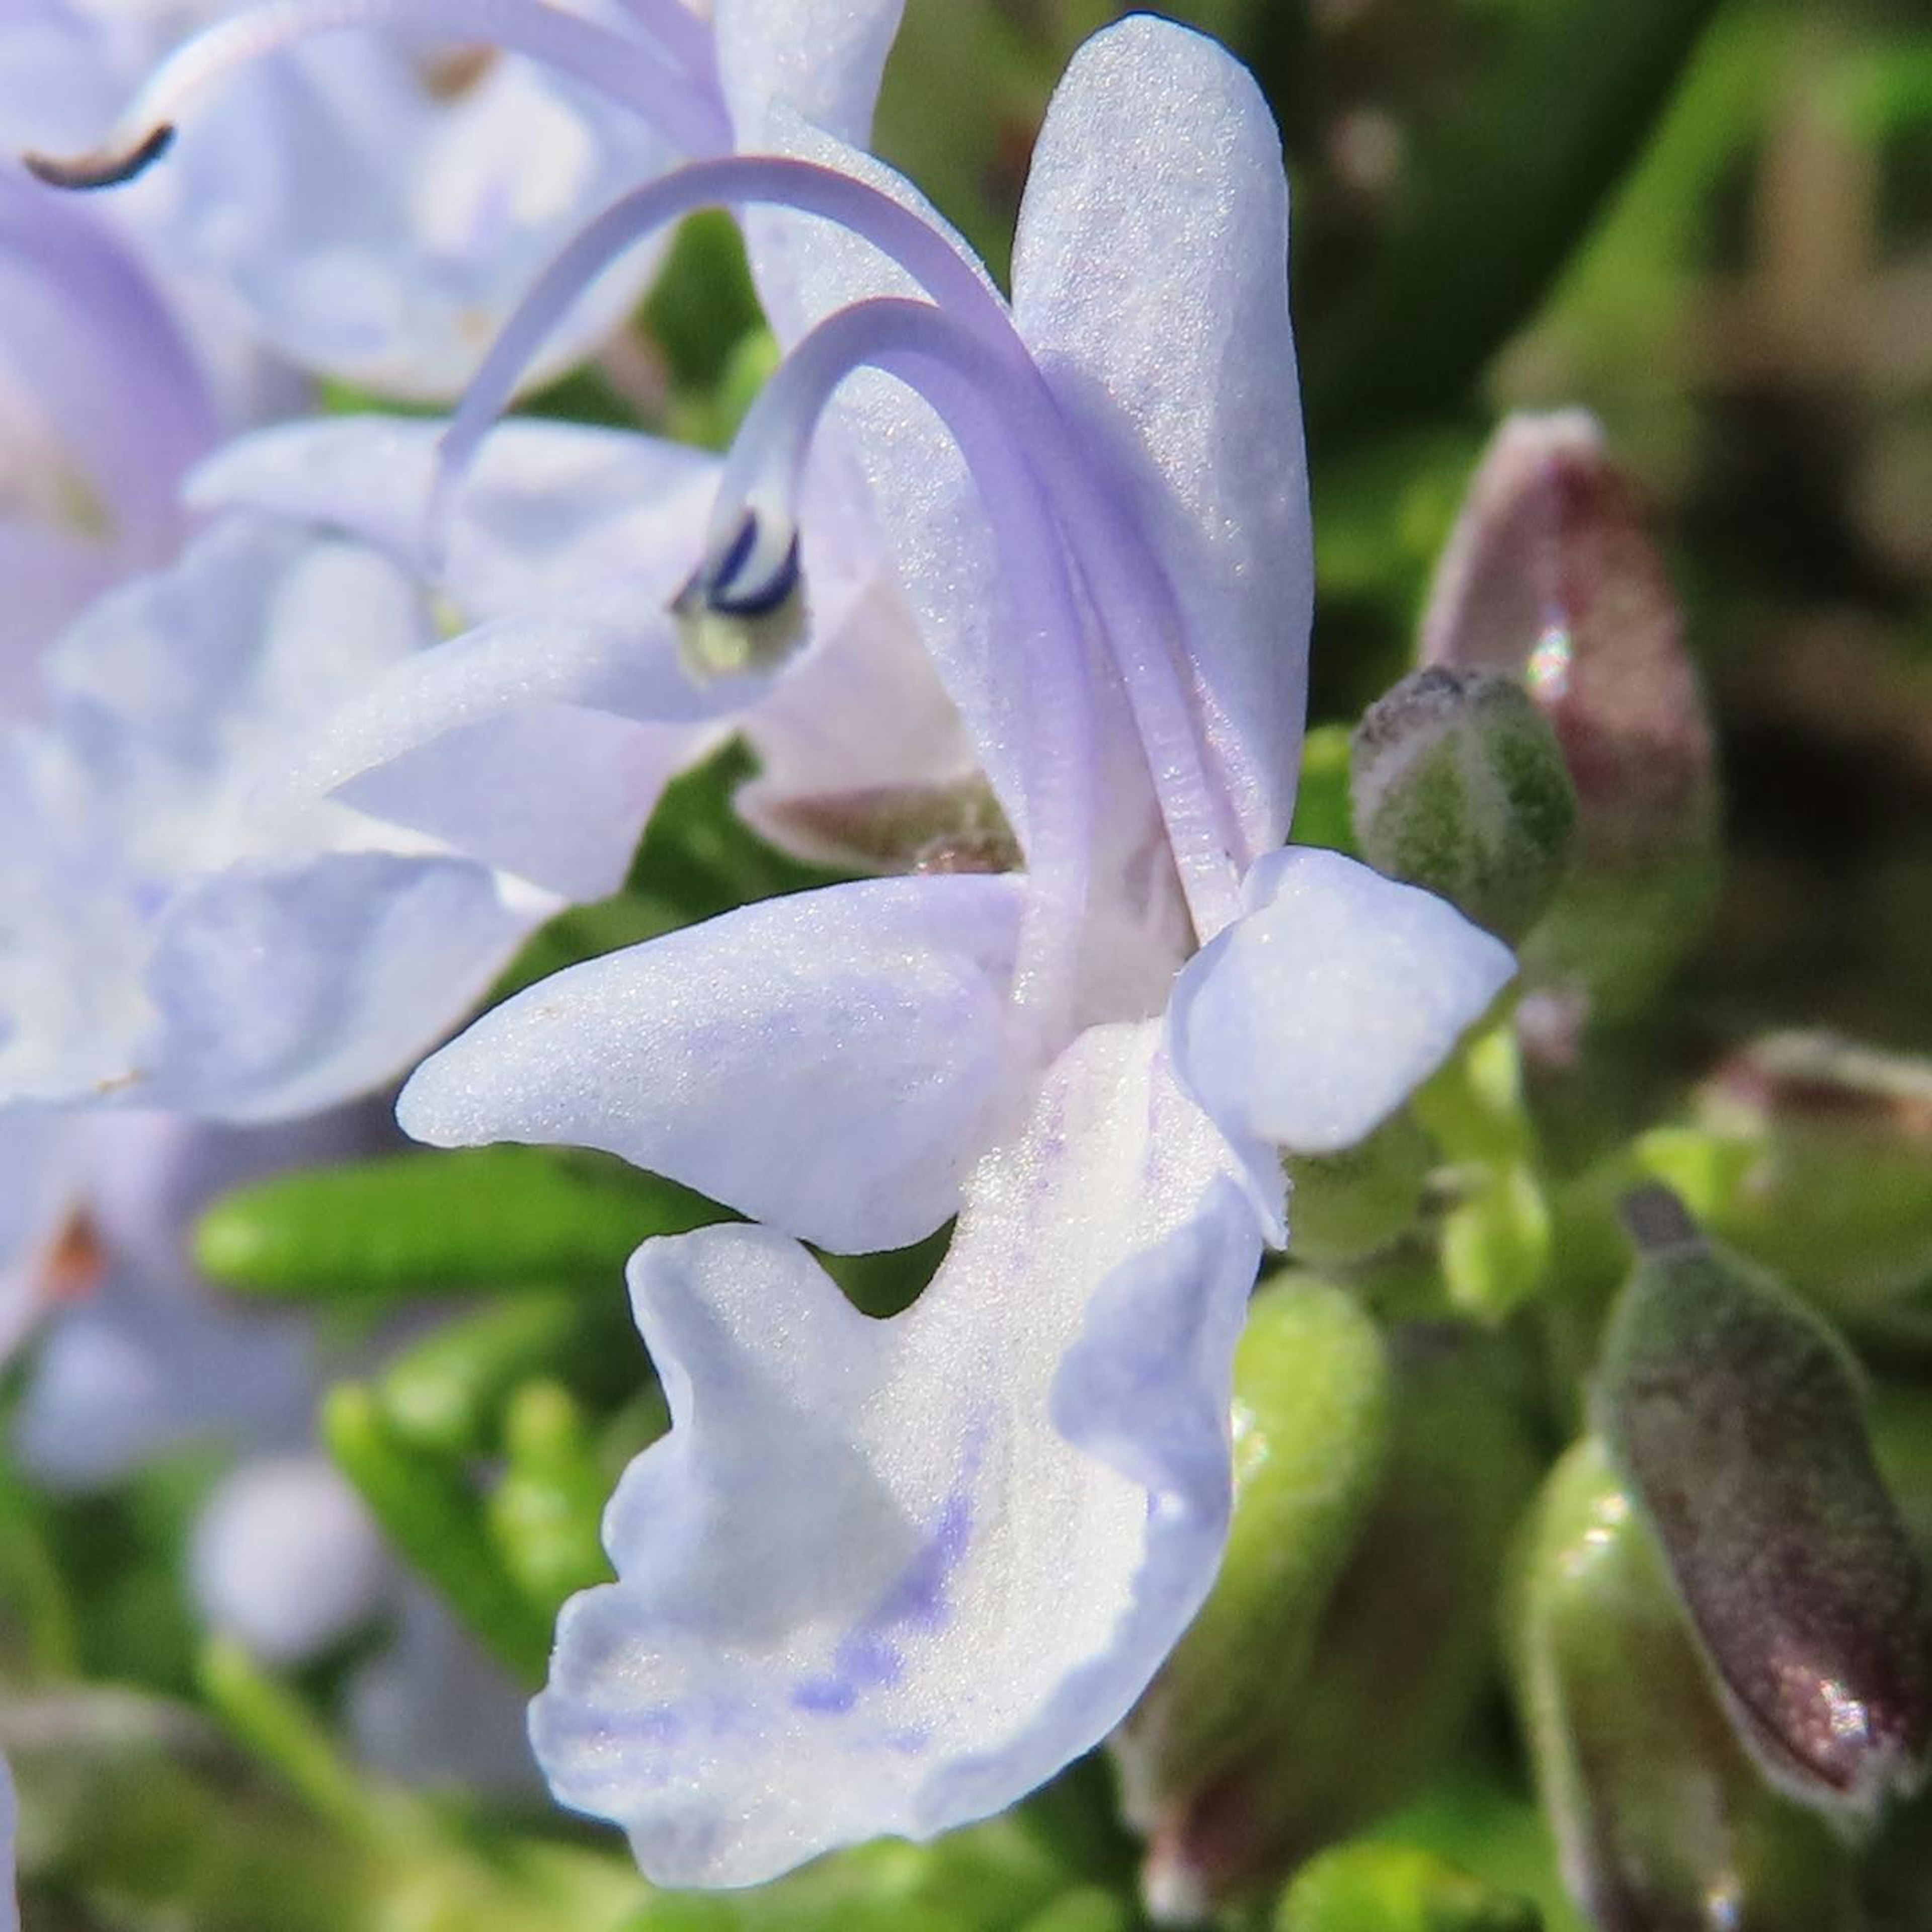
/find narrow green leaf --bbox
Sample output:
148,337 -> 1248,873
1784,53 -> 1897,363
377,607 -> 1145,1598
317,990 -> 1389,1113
321,1384 -> 551,1684
1301,0 -> 1726,443
196,1146 -> 721,1300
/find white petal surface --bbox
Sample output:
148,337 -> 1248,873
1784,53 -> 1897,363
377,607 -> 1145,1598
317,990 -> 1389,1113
713,0 -> 906,148
532,1020 -> 1261,1885
399,874 -> 1027,1253
1169,847 -> 1515,1166
1012,15 -> 1310,866
141,852 -> 533,1121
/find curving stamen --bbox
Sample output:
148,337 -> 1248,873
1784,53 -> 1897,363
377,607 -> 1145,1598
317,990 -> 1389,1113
20,0 -> 730,193
690,294 -> 1107,1053
427,152 -> 1245,941
612,0 -> 715,87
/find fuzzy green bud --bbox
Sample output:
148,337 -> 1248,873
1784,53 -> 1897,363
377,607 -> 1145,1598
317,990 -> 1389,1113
1283,1110 -> 1433,1266
1511,1438 -> 1859,1932
1136,1326 -> 1541,1920
1352,667 -> 1576,944
1112,1280 -> 1392,1855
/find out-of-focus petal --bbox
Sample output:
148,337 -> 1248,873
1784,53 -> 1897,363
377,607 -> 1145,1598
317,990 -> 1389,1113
152,27 -> 681,396
531,1020 -> 1260,1885
140,851 -> 535,1121
399,874 -> 1026,1254
189,1455 -> 393,1667
532,1023 -> 1260,1882
1169,847 -> 1514,1170
0,1106 -> 86,1364
186,414 -> 723,621
1011,15 -> 1309,867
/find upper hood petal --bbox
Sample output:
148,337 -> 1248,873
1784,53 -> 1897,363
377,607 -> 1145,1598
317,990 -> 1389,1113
1011,15 -> 1309,868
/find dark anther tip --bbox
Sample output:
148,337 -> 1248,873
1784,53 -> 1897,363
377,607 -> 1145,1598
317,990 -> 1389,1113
23,124 -> 177,191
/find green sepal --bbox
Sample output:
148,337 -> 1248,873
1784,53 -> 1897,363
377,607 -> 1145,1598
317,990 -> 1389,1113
1112,1277 -> 1391,1830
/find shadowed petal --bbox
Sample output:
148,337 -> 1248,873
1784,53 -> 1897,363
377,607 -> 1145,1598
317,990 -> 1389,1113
141,851 -> 534,1121
399,874 -> 1027,1253
1169,848 -> 1514,1179
1012,15 -> 1309,867
532,1020 -> 1261,1884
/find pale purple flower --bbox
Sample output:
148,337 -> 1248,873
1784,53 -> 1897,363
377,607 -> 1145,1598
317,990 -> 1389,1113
187,408 -> 976,899
17,0 -> 908,396
0,167 -> 218,702
0,512 -> 551,1124
399,15 -> 1513,1887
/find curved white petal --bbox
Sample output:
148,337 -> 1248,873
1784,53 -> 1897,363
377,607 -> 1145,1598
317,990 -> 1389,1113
531,1020 -> 1262,1886
140,851 -> 535,1121
282,570 -> 752,811
1169,847 -> 1516,1167
187,415 -> 724,623
399,874 -> 1027,1253
1012,15 -> 1309,866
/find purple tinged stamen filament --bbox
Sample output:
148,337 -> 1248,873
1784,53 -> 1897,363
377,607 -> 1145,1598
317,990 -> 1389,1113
714,297 -> 1099,1052
433,154 -> 1245,940
610,0 -> 715,87
22,0 -> 729,188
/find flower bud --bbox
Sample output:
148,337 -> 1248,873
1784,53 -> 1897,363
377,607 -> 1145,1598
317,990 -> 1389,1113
1112,1279 -> 1392,1841
1133,1324 -> 1540,1919
1668,1031 -> 1932,1326
1512,1438 -> 1859,1932
1351,666 -> 1576,943
1596,1189 -> 1930,1819
1419,412 -> 1719,1020
1282,1109 -> 1433,1266
1274,1842 -> 1538,1932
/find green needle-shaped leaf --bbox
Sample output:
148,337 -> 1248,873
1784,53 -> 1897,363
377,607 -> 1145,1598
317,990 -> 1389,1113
197,1146 -> 721,1300
322,1384 -> 552,1684
1301,0 -> 1726,444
